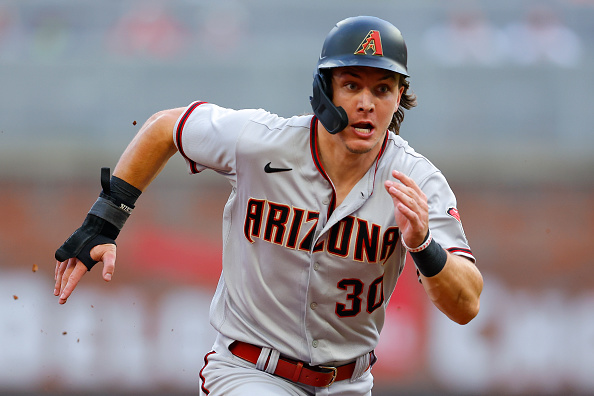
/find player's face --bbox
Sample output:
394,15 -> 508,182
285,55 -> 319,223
330,66 -> 403,155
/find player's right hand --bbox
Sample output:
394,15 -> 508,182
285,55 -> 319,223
54,243 -> 116,304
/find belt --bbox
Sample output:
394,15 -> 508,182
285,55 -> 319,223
229,341 -> 364,388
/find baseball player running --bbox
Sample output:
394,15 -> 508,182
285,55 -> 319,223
54,16 -> 483,395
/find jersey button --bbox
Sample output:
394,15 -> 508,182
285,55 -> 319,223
312,340 -> 319,348
313,263 -> 320,271
310,302 -> 318,310
322,198 -> 329,205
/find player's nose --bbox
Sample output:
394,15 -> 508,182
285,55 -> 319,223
356,89 -> 375,113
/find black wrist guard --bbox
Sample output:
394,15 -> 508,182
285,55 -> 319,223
55,167 -> 141,271
410,232 -> 447,278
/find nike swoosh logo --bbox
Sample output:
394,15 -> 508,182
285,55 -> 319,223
264,162 -> 292,173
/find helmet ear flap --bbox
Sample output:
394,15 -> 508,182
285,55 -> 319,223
317,69 -> 332,97
310,70 -> 349,135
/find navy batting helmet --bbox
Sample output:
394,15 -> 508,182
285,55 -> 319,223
310,16 -> 409,134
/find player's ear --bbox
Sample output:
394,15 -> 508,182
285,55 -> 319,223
394,81 -> 405,112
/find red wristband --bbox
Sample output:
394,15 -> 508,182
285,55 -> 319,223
401,230 -> 432,252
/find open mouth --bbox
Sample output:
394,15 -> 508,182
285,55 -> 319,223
353,122 -> 374,135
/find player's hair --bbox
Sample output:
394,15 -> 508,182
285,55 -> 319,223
390,75 -> 417,135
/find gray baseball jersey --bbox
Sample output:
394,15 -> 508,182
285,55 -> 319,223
174,101 -> 474,366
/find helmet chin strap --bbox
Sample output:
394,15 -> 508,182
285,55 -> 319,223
310,72 -> 349,134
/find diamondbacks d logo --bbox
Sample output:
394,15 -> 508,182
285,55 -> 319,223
447,207 -> 461,223
354,30 -> 384,56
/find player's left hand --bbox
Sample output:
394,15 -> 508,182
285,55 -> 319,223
384,170 -> 429,249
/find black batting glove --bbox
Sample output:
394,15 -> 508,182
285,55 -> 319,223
55,167 -> 140,271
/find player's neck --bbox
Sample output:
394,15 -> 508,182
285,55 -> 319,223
316,125 -> 380,205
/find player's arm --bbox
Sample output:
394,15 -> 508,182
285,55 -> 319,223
384,170 -> 483,325
417,252 -> 482,325
54,107 -> 185,304
112,108 -> 184,190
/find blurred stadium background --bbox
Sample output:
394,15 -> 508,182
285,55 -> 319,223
1,0 -> 593,395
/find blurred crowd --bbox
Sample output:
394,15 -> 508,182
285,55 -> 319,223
423,4 -> 583,68
0,1 -> 249,63
0,2 -> 588,67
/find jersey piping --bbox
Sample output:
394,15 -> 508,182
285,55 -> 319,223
309,116 -> 389,217
447,247 -> 473,257
309,116 -> 336,218
176,101 -> 207,174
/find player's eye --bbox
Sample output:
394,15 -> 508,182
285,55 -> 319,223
345,82 -> 358,91
376,85 -> 390,94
